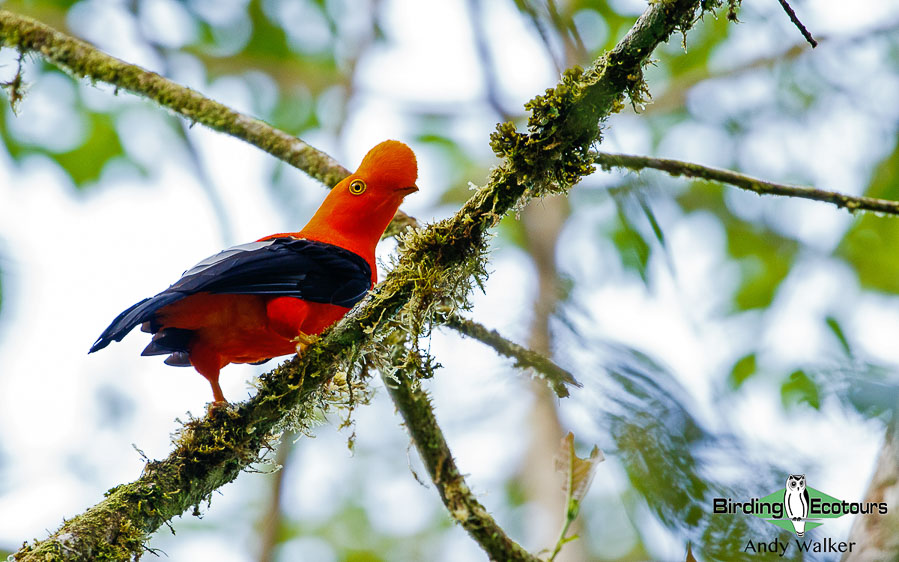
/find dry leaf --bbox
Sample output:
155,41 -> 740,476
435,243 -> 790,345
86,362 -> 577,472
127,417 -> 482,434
554,432 -> 604,504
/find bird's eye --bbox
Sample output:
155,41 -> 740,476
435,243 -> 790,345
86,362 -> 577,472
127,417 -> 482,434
348,179 -> 367,195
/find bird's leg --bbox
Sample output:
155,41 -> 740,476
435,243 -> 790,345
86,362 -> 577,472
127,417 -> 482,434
208,376 -> 226,404
202,373 -> 227,415
189,344 -> 228,408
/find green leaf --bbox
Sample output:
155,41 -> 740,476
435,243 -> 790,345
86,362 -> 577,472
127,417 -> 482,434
639,196 -> 666,249
727,221 -> 798,310
781,370 -> 820,410
49,112 -> 124,187
727,353 -> 756,389
837,137 -> 899,293
677,180 -> 797,310
825,315 -> 852,357
611,208 -> 651,281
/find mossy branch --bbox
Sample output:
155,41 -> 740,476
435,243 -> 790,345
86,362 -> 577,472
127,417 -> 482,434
595,151 -> 899,215
0,11 -> 344,184
10,0 -> 711,558
0,9 -> 424,228
380,359 -> 538,562
446,314 -> 580,398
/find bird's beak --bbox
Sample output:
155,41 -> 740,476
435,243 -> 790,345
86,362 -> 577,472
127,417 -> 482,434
397,185 -> 419,196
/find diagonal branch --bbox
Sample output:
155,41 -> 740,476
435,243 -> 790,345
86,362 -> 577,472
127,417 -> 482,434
596,151 -> 899,216
8,0 -> 711,558
776,0 -> 818,48
446,314 -> 580,398
380,357 -> 539,562
0,9 -> 424,226
0,11 -> 346,185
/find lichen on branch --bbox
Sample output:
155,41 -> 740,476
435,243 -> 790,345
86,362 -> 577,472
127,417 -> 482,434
596,151 -> 899,216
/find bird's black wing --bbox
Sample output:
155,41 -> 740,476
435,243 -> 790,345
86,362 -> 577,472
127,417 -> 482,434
89,238 -> 371,353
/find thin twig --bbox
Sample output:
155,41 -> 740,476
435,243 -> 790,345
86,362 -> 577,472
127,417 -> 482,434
775,0 -> 817,48
446,315 -> 580,397
596,151 -> 899,216
468,0 -> 516,122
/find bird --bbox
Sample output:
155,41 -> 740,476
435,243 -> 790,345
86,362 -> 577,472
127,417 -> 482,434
784,474 -> 810,536
89,140 -> 418,404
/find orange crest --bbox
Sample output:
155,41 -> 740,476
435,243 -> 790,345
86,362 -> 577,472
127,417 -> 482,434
354,140 -> 418,191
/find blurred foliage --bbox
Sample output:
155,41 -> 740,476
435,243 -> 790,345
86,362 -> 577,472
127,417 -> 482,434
599,344 -> 801,561
0,0 -> 355,190
0,78 -> 128,185
1,0 -> 899,560
678,181 -> 799,311
838,135 -> 899,293
780,369 -> 820,410
728,352 -> 756,389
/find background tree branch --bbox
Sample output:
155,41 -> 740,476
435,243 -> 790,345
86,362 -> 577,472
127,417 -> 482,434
596,151 -> 899,215
844,424 -> 899,560
379,333 -> 539,562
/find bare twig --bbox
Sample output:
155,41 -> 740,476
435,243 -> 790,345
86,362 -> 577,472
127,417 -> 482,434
775,0 -> 818,48
596,151 -> 899,216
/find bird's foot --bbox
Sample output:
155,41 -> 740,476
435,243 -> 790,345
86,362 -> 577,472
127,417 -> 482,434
206,399 -> 229,416
293,332 -> 318,354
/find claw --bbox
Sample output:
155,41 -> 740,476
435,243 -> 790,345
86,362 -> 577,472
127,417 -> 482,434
292,332 -> 317,354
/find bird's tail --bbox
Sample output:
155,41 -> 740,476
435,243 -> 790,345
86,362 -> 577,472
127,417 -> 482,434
89,293 -> 182,353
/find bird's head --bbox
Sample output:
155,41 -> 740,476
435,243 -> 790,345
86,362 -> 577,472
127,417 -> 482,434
349,139 -> 418,199
299,140 -> 419,262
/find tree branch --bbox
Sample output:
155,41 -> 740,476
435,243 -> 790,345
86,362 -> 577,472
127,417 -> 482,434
0,9 -> 425,227
8,0 -> 711,557
596,151 -> 899,216
843,425 -> 899,560
0,11 -> 346,185
445,314 -> 579,398
380,358 -> 538,562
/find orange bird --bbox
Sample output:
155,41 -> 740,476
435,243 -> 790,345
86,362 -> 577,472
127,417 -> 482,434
90,140 -> 418,404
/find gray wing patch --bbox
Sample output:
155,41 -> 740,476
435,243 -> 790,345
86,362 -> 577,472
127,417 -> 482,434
182,240 -> 277,277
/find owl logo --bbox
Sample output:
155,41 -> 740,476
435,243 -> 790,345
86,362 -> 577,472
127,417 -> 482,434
784,474 -> 810,536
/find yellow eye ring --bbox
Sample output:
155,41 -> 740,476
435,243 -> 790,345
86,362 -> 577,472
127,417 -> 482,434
348,179 -> 367,195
